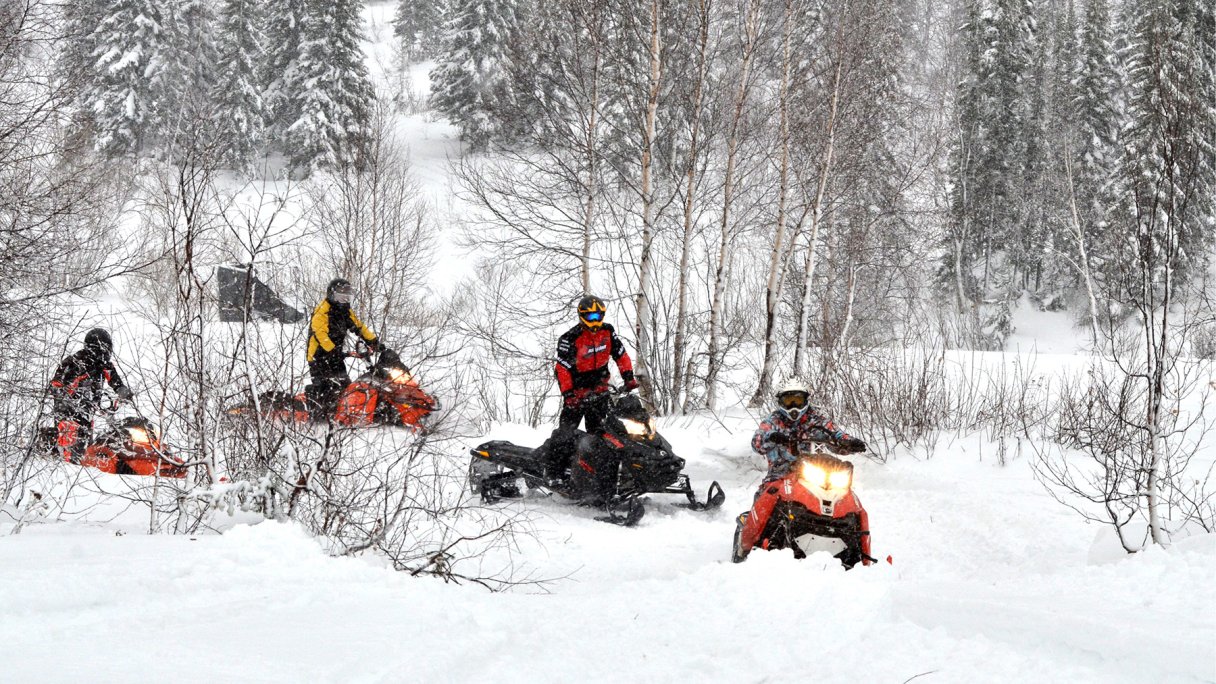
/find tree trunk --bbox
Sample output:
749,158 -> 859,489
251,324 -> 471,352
707,0 -> 762,409
672,0 -> 711,414
634,0 -> 662,407
752,0 -> 796,407
793,59 -> 842,378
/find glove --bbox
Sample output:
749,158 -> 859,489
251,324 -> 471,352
621,372 -> 639,392
767,432 -> 792,447
562,391 -> 580,409
115,386 -> 134,401
840,436 -> 866,453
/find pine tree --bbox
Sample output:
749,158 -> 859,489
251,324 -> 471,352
262,0 -> 305,139
945,0 -> 1041,346
1121,0 -> 1216,285
83,0 -> 169,156
1072,0 -> 1122,276
429,0 -> 523,151
394,0 -> 446,61
284,0 -> 375,170
213,0 -> 265,169
159,0 -> 220,147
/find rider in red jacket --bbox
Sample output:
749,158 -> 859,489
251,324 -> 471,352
554,295 -> 638,432
539,295 -> 639,476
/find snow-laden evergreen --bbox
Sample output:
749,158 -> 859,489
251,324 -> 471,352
430,0 -> 523,150
283,0 -> 375,170
81,0 -> 169,156
213,0 -> 266,170
261,0 -> 305,142
394,0 -> 446,62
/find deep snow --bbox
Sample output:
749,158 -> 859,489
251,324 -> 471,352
2,421 -> 1213,683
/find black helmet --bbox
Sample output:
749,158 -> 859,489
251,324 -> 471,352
84,328 -> 113,357
326,278 -> 353,305
577,294 -> 606,329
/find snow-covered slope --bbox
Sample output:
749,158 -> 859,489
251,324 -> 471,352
3,417 -> 1212,683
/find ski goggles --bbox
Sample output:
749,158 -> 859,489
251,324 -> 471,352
331,286 -> 353,305
581,310 -> 604,323
777,391 -> 808,411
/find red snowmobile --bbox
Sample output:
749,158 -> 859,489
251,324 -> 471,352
41,401 -> 187,478
225,346 -> 440,430
732,441 -> 873,568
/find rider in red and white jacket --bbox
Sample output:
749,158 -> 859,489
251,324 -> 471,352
554,294 -> 637,433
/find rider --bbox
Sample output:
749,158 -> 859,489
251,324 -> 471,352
49,328 -> 133,463
735,378 -> 866,561
307,278 -> 380,419
751,378 -> 865,479
540,295 -> 638,476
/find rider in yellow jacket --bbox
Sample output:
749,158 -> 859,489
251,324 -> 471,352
307,278 -> 379,418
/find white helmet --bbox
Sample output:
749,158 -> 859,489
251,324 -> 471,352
774,377 -> 810,420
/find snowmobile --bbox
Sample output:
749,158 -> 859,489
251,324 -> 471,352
732,441 -> 873,568
225,345 -> 440,430
39,399 -> 187,478
468,387 -> 725,526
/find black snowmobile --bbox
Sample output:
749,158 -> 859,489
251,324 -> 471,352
468,388 -> 725,526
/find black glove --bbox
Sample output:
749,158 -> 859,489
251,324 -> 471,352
767,432 -> 792,448
115,386 -> 134,401
839,437 -> 866,453
621,371 -> 639,392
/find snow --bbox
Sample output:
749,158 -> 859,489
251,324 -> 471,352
3,415 -> 1213,683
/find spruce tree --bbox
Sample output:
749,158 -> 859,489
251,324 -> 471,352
429,0 -> 522,151
214,0 -> 265,169
159,0 -> 220,147
1122,0 -> 1215,285
262,0 -> 305,140
284,0 -> 375,170
83,0 -> 169,156
394,0 -> 446,61
1073,0 -> 1122,273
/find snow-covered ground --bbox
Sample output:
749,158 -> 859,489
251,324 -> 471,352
3,416 -> 1213,683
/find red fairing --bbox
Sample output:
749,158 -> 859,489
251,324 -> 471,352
554,323 -> 634,394
739,470 -> 871,562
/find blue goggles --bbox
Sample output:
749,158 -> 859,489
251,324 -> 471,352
582,311 -> 604,322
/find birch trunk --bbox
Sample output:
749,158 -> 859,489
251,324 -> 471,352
751,0 -> 795,407
793,58 -> 843,378
1063,144 -> 1101,349
581,11 -> 603,293
634,0 -> 662,406
706,0 -> 762,409
672,0 -> 711,414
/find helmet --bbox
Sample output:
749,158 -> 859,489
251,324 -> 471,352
84,328 -> 113,358
326,278 -> 353,305
577,295 -> 606,329
774,376 -> 809,420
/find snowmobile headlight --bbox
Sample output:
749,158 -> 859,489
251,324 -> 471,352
128,427 -> 153,446
622,418 -> 653,439
387,367 -> 415,385
800,462 -> 827,488
827,468 -> 852,491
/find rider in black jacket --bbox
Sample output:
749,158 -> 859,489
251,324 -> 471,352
49,328 -> 133,462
